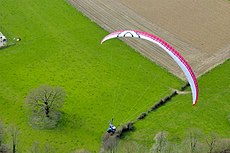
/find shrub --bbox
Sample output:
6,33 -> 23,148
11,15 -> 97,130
137,112 -> 147,120
102,132 -> 119,152
0,144 -> 11,153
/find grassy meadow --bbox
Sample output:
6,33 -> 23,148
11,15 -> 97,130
124,60 -> 230,148
0,0 -> 184,152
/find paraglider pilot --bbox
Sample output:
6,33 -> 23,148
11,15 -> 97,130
107,119 -> 116,134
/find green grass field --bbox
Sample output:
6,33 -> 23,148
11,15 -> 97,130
0,0 -> 184,152
124,60 -> 230,148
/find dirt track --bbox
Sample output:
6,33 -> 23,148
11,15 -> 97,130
69,0 -> 230,80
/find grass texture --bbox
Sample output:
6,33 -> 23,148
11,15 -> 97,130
0,0 -> 183,152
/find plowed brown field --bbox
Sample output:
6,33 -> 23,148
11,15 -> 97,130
69,0 -> 230,80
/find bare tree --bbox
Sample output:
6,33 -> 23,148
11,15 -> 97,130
26,85 -> 66,128
190,132 -> 197,153
74,149 -> 91,153
0,122 -> 4,147
0,122 -> 11,153
10,126 -> 19,153
31,142 -> 40,153
30,142 -> 55,153
0,144 -> 11,153
116,141 -> 148,153
185,129 -> 203,153
42,143 -> 55,153
151,131 -> 168,153
206,133 -> 218,153
215,139 -> 230,153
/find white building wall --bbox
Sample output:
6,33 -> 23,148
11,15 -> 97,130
0,32 -> 7,48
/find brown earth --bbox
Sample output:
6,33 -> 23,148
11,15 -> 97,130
68,0 -> 230,80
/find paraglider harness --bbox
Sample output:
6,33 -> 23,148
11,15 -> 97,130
107,119 -> 116,134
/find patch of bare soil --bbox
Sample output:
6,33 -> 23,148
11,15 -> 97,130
69,0 -> 230,80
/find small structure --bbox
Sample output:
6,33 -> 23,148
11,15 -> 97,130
0,32 -> 7,48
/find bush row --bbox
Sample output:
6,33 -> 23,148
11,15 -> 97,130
136,90 -> 178,122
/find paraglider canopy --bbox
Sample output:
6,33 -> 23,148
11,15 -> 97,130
101,30 -> 198,105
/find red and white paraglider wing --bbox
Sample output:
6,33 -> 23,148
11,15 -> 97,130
101,30 -> 198,105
